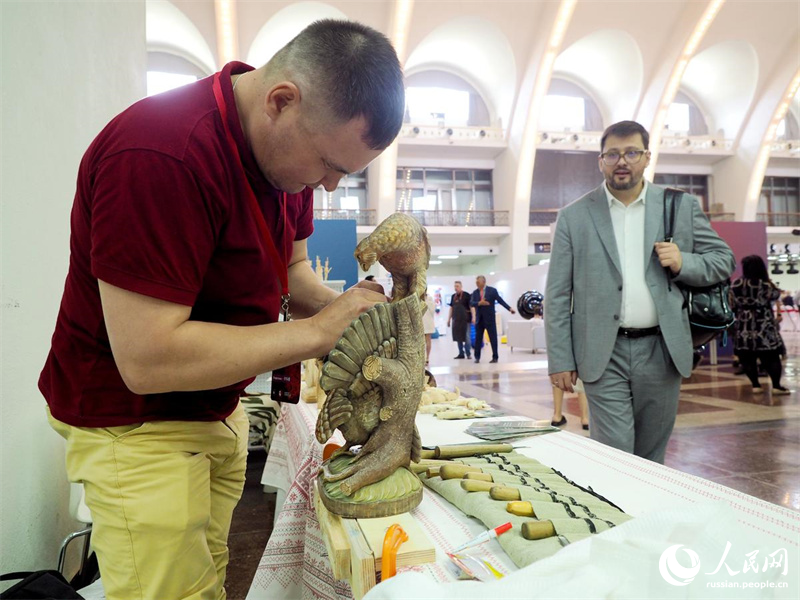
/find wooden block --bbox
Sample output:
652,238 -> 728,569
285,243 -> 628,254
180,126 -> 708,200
357,512 -> 436,572
313,481 -> 351,581
341,517 -> 376,600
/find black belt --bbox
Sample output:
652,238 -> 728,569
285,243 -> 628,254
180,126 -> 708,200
618,326 -> 660,339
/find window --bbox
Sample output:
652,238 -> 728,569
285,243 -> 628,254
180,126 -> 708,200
653,174 -> 710,211
406,87 -> 470,127
146,71 -> 198,96
540,95 -> 586,132
312,174 -> 368,211
395,168 -> 494,214
665,103 -> 691,134
758,177 -> 800,225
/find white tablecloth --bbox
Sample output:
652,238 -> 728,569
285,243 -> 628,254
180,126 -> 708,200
248,402 -> 800,600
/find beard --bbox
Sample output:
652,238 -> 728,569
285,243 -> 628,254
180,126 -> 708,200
607,172 -> 641,191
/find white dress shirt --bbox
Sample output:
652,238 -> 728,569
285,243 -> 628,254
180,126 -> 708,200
604,181 -> 659,328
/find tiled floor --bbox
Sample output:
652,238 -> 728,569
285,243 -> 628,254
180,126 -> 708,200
225,329 -> 800,597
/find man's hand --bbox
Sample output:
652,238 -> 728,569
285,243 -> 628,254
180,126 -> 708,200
310,287 -> 387,353
447,319 -> 451,327
351,279 -> 387,298
478,299 -> 490,306
654,242 -> 683,275
550,371 -> 578,394
510,308 -> 516,314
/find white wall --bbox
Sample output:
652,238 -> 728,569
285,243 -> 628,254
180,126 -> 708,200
1,0 -> 146,574
429,264 -> 548,334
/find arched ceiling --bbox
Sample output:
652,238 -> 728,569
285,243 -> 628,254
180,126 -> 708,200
681,40 -> 759,140
404,16 -> 516,129
553,29 -> 643,128
245,2 -> 347,68
145,0 -> 216,74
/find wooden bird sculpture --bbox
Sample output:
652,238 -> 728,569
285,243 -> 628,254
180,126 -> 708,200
315,213 -> 430,518
354,212 -> 431,301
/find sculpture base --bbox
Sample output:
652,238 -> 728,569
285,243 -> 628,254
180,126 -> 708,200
318,454 -> 423,518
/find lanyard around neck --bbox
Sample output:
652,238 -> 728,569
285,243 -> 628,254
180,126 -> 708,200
211,72 -> 289,301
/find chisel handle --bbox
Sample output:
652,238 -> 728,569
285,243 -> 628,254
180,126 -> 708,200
439,464 -> 483,480
521,520 -> 556,540
489,486 -> 521,501
506,501 -> 535,517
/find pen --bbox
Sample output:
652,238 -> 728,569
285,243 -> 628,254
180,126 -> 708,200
451,522 -> 512,553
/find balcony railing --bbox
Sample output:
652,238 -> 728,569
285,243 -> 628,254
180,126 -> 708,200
399,124 -> 505,144
531,210 -> 736,225
757,213 -> 800,227
397,210 -> 509,227
529,210 -> 560,226
706,212 -> 736,221
770,139 -> 799,157
313,209 -> 376,226
536,131 -> 734,154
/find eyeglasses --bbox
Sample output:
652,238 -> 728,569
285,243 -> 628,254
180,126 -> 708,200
599,149 -> 647,166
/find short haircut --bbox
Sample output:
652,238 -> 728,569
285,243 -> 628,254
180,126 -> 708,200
741,255 -> 769,282
454,280 -> 462,285
477,275 -> 486,282
601,120 -> 650,152
271,19 -> 405,150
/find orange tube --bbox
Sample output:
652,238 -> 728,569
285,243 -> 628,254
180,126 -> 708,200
381,524 -> 408,580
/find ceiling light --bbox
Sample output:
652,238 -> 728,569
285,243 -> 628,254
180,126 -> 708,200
438,255 -> 459,260
429,260 -> 442,265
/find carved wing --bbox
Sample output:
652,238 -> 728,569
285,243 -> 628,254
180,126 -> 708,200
315,302 -> 399,444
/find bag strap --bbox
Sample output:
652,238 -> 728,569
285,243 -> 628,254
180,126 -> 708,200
662,188 -> 683,292
0,572 -> 35,581
663,187 -> 683,242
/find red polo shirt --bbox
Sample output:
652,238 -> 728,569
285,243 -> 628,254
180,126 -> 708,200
39,62 -> 313,427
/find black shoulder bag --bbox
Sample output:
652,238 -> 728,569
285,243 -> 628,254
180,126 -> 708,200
663,188 -> 735,348
0,571 -> 84,599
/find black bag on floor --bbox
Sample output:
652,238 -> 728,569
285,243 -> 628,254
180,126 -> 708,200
0,570 -> 84,599
663,188 -> 735,348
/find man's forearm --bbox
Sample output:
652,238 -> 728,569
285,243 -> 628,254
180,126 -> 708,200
100,278 -> 383,397
120,317 -> 328,395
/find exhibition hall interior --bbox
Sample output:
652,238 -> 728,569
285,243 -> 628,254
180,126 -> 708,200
2,0 -> 799,598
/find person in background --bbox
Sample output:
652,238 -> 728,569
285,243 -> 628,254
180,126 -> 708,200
422,292 -> 436,365
550,380 -> 590,431
39,20 -> 403,600
470,275 -> 516,363
545,120 -> 735,464
730,255 -> 790,395
447,280 -> 472,359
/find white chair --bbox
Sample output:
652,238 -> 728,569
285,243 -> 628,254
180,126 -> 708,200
57,483 -> 92,575
507,319 -> 547,353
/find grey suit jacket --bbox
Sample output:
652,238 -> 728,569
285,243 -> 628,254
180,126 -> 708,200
545,182 -> 735,381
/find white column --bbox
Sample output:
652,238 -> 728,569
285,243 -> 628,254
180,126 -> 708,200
1,0 -> 146,573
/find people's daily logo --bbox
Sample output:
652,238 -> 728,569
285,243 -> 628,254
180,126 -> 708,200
659,544 -> 701,586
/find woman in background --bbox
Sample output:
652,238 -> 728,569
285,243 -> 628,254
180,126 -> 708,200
730,255 -> 790,395
422,293 -> 436,365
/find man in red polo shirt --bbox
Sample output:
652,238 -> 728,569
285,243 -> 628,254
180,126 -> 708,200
40,20 -> 404,600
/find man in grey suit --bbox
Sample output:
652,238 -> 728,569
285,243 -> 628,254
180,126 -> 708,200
545,121 -> 735,463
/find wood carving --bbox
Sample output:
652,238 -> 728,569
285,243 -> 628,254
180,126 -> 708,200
316,213 -> 429,518
354,212 -> 431,302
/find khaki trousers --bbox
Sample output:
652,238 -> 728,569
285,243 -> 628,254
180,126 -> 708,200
48,403 -> 249,600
